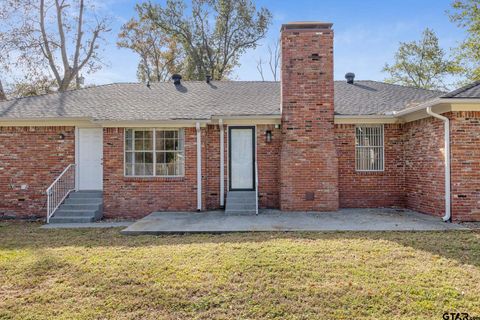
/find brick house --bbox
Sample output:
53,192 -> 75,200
1,21 -> 480,222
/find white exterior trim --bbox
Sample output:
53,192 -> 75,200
74,127 -> 80,191
196,122 -> 202,211
335,115 -> 398,124
219,119 -> 225,207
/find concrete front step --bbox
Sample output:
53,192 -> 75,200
60,203 -> 103,210
226,198 -> 256,205
49,190 -> 103,224
225,191 -> 257,215
226,203 -> 257,210
224,210 -> 256,215
226,191 -> 256,198
54,209 -> 101,217
49,216 -> 98,223
68,192 -> 102,199
64,198 -> 103,204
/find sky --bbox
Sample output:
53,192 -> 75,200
89,0 -> 466,85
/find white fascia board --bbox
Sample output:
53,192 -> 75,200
0,117 -> 98,127
334,115 -> 399,124
211,114 -> 281,125
97,120 -> 210,128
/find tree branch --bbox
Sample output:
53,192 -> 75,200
54,0 -> 71,74
39,0 -> 61,84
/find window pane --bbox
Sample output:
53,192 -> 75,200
165,139 -> 175,150
134,138 -> 143,150
144,137 -> 153,150
145,163 -> 153,175
135,152 -> 144,164
156,152 -> 166,163
125,129 -> 133,140
145,152 -> 153,164
125,164 -> 133,176
126,152 -> 133,164
126,138 -> 132,151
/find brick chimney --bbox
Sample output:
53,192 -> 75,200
279,21 -> 339,211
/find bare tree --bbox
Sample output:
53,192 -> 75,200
0,0 -> 110,98
38,0 -> 110,92
255,39 -> 280,81
268,39 -> 280,81
256,57 -> 265,81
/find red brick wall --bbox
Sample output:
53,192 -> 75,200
205,124 -> 225,210
279,23 -> 339,211
0,126 -> 75,219
103,127 -> 203,218
451,111 -> 480,221
335,124 -> 405,208
404,117 -> 445,216
205,124 -> 281,210
257,125 -> 281,209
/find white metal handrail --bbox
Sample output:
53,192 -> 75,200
46,164 -> 76,223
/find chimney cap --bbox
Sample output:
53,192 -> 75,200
281,21 -> 333,31
345,72 -> 355,84
172,74 -> 182,85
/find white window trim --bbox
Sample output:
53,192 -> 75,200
355,124 -> 385,172
124,128 -> 185,178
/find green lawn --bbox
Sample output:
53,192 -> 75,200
0,222 -> 479,319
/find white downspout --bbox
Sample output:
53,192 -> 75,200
219,119 -> 225,207
426,107 -> 451,222
196,122 -> 202,211
255,129 -> 258,215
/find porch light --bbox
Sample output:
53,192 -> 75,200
266,130 -> 272,143
58,133 -> 65,140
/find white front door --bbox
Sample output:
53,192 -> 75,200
78,128 -> 103,190
229,127 -> 255,190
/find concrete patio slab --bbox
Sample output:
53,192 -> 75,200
121,208 -> 467,235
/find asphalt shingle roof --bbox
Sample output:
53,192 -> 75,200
334,81 -> 443,115
442,81 -> 480,98
0,80 -> 444,120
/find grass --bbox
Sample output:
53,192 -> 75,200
0,222 -> 479,319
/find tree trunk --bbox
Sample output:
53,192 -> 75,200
0,79 -> 7,101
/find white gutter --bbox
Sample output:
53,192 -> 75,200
393,98 -> 442,117
426,107 -> 451,222
219,119 -> 225,207
196,122 -> 202,211
211,114 -> 281,120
